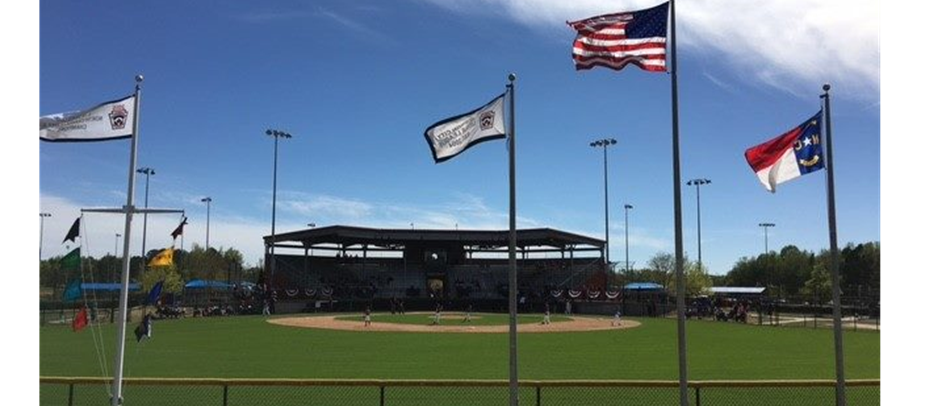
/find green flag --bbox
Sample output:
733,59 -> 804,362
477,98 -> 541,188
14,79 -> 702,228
61,247 -> 81,271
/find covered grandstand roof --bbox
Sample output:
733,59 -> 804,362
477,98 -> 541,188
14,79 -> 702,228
264,225 -> 605,250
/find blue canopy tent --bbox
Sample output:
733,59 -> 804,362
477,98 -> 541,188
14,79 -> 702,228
623,282 -> 668,317
81,282 -> 142,292
184,279 -> 232,289
624,282 -> 664,291
183,279 -> 234,308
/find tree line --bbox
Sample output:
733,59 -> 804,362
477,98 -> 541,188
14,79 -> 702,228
615,241 -> 879,299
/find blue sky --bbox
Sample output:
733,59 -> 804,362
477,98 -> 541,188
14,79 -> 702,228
35,0 -> 880,275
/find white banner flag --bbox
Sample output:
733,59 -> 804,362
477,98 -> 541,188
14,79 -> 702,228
40,95 -> 136,142
424,94 -> 506,163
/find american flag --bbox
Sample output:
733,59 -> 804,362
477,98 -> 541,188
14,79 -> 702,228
567,2 -> 669,72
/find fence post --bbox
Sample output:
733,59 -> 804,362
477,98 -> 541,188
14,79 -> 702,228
222,384 -> 228,406
695,386 -> 701,406
380,385 -> 385,406
68,383 -> 74,406
536,385 -> 541,406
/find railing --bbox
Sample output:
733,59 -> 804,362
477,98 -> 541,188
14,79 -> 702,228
39,377 -> 880,405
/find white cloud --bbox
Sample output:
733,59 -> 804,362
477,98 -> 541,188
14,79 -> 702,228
280,192 -> 374,219
232,11 -> 319,23
233,7 -> 394,44
423,0 -> 879,101
702,71 -> 734,92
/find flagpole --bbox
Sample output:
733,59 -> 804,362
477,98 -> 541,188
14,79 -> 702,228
821,83 -> 846,406
111,75 -> 143,406
669,1 -> 690,405
506,73 -> 519,406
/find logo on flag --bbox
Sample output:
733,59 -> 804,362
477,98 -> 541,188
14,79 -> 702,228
109,104 -> 129,130
424,94 -> 506,163
744,111 -> 825,193
40,95 -> 136,142
479,110 -> 496,130
567,2 -> 669,72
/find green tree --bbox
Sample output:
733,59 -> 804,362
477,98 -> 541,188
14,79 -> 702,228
647,252 -> 674,289
802,263 -> 831,299
646,252 -> 710,296
684,261 -> 714,296
141,264 -> 184,296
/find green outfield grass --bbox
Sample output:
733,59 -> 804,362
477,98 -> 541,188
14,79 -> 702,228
40,313 -> 879,381
335,313 -> 572,326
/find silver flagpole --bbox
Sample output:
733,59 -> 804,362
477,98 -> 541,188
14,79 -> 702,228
506,73 -> 519,406
111,75 -> 143,406
821,83 -> 846,406
669,1 -> 690,405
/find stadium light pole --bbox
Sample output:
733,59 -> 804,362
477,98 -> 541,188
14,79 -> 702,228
759,223 -> 776,255
136,167 -> 155,278
39,212 -> 51,260
266,129 -> 292,290
590,138 -> 616,289
201,197 -> 212,249
686,178 -> 711,275
624,204 -> 633,272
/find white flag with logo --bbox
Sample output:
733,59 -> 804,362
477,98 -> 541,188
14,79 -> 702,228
40,95 -> 136,142
424,94 -> 506,163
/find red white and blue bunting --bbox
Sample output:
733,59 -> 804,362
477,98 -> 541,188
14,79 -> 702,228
587,290 -> 601,299
322,287 -> 334,297
568,290 -> 582,298
304,288 -> 317,297
550,290 -> 563,298
285,289 -> 298,297
605,291 -> 622,300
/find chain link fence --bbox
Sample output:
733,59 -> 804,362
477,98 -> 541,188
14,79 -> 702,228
40,377 -> 879,406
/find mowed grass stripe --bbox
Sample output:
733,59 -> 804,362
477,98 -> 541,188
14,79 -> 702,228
40,315 -> 879,380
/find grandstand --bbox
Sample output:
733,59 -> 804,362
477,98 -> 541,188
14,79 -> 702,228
261,225 -> 611,313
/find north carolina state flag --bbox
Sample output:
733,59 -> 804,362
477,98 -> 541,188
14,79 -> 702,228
745,111 -> 825,193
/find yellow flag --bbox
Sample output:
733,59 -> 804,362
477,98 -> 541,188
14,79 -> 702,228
148,247 -> 174,267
